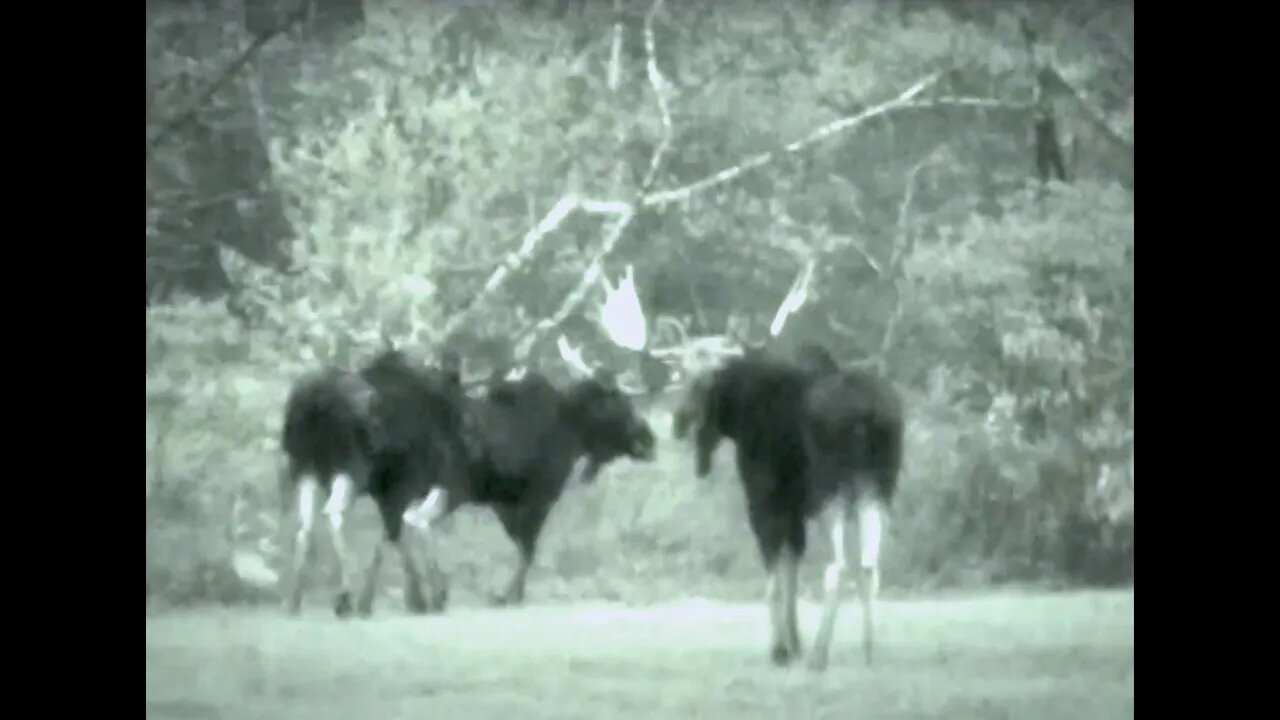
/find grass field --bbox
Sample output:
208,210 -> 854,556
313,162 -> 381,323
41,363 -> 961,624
145,589 -> 1133,720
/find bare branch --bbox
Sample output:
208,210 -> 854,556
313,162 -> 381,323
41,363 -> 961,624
512,207 -> 638,362
873,280 -> 907,375
638,0 -> 672,193
147,1 -> 309,153
889,150 -> 942,271
580,199 -> 633,215
1043,65 -> 1134,151
841,236 -> 885,277
448,74 -> 977,355
843,150 -> 939,373
642,73 -> 944,208
828,315 -> 857,339
867,151 -> 942,370
480,196 -> 579,297
442,196 -> 581,338
607,0 -> 624,91
507,0 -> 671,361
907,97 -> 1033,112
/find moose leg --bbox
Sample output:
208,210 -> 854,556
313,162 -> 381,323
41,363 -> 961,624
285,476 -> 320,615
808,499 -> 849,672
399,487 -> 451,613
323,473 -> 359,618
493,503 -> 551,607
779,543 -> 802,660
356,539 -> 384,617
856,494 -> 885,666
748,503 -> 795,666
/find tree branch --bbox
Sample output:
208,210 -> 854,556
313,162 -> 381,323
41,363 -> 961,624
510,0 -> 672,361
607,0 -> 624,91
512,208 -> 638,361
873,281 -> 907,375
641,72 -> 944,208
888,149 -> 942,271
442,35 -> 1031,367
441,195 -> 580,338
844,149 -> 940,374
842,236 -> 885,276
907,97 -> 1032,112
1043,65 -> 1134,151
146,0 -> 309,153
638,0 -> 672,193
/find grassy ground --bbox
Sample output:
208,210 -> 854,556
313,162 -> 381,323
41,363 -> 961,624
146,588 -> 1133,720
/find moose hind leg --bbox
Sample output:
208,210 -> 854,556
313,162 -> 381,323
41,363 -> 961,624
323,473 -> 359,618
808,499 -> 849,672
398,526 -> 448,614
399,488 -> 450,612
356,539 -> 384,617
748,505 -> 795,666
780,535 -> 803,660
857,494 -> 885,666
285,476 -> 320,615
764,561 -> 788,665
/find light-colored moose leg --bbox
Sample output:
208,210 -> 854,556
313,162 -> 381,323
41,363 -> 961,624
402,487 -> 450,611
856,495 -> 885,665
808,500 -> 848,671
285,477 -> 319,615
323,473 -> 359,618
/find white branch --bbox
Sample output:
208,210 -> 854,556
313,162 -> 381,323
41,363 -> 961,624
446,66 -> 1026,363
873,279 -> 907,375
443,195 -> 579,338
908,97 -> 1032,112
869,152 -> 940,370
480,195 -> 578,296
514,208 -> 638,361
641,72 -> 944,208
607,0 -> 624,92
843,150 -> 938,374
445,79 -> 1004,346
510,0 -> 672,361
842,236 -> 885,277
889,150 -> 942,271
580,199 -> 633,215
639,0 -> 671,192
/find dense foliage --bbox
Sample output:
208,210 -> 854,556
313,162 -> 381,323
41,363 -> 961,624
146,0 -> 1133,607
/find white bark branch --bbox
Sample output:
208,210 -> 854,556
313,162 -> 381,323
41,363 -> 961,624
442,195 -> 580,338
641,72 -> 944,208
447,65 -> 1035,361
510,0 -> 672,362
607,0 -> 623,92
580,199 -> 633,215
889,150 -> 941,271
639,0 -> 672,192
513,207 -> 637,361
